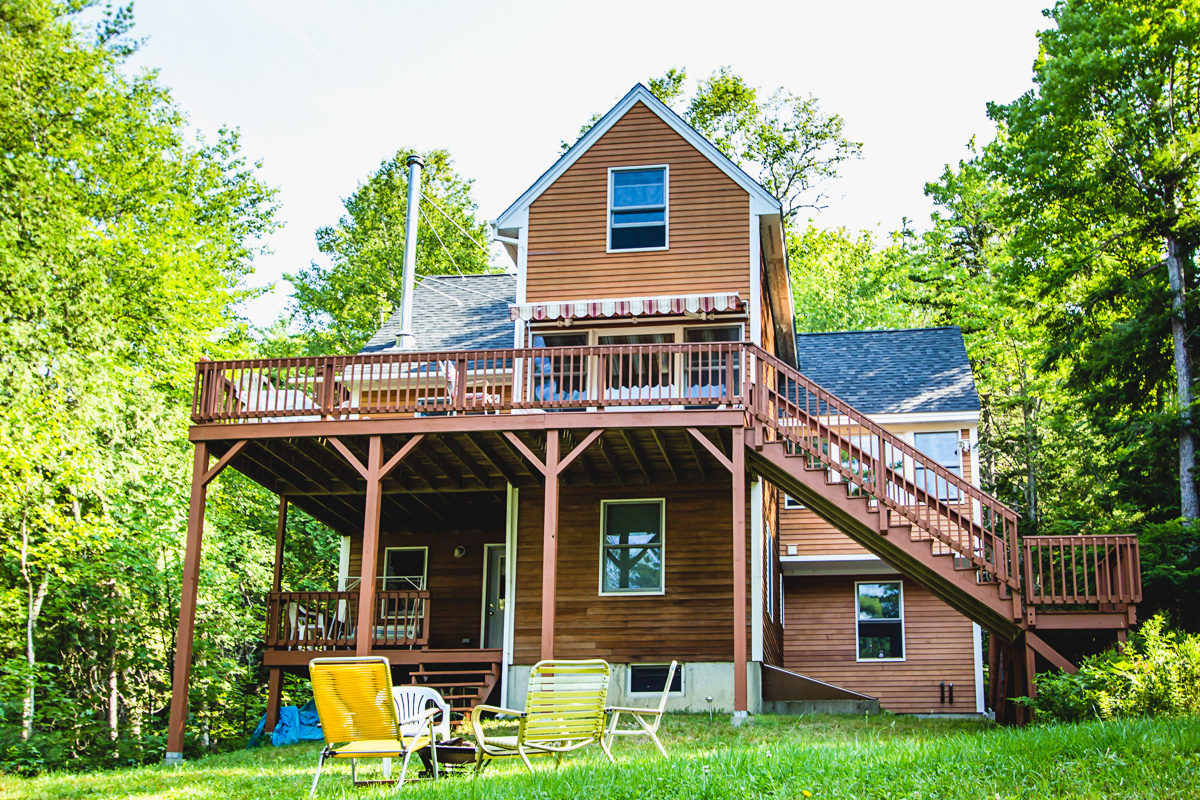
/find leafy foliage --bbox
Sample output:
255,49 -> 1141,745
285,149 -> 491,354
1026,614 -> 1200,721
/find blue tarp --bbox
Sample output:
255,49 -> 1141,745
248,700 -> 323,748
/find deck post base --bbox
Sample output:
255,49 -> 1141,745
164,751 -> 184,765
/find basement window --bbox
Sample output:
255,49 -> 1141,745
856,581 -> 904,661
608,166 -> 668,251
628,664 -> 684,695
600,499 -> 665,595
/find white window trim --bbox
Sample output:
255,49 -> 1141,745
627,663 -> 685,696
783,494 -> 805,510
381,546 -> 428,591
607,164 -> 669,253
599,498 -> 666,596
855,579 -> 906,663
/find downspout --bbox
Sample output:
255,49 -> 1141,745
395,154 -> 424,349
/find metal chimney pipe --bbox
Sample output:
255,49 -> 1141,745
396,154 -> 424,349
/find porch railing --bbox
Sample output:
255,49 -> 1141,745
191,342 -> 746,422
1023,535 -> 1142,606
265,590 -> 430,650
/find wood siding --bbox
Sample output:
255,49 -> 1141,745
348,526 -> 504,650
778,426 -> 974,557
782,575 -> 977,713
513,480 -> 752,664
762,482 -> 783,666
526,102 -> 751,302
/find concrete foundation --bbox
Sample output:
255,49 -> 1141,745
507,661 -> 762,713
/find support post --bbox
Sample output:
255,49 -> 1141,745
272,496 -> 287,593
165,442 -> 210,762
732,427 -> 747,712
356,436 -> 384,656
265,668 -> 283,733
540,431 -> 560,661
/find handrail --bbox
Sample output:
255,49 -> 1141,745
747,344 -> 1022,592
191,342 -> 745,422
1023,535 -> 1141,606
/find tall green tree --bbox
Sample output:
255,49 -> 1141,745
286,149 -> 492,353
989,0 -> 1200,525
0,0 -> 277,754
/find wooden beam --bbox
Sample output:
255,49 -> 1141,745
273,438 -> 356,494
380,434 -> 425,480
594,438 -> 625,486
1026,631 -> 1078,675
272,495 -> 287,593
200,439 -> 247,486
541,430 -> 560,661
355,436 -> 384,656
688,427 -> 733,473
465,434 -> 526,487
421,440 -> 467,490
406,491 -> 456,531
558,429 -> 603,474
685,428 -> 708,481
619,430 -> 652,483
440,434 -> 496,487
166,442 -> 209,760
650,429 -> 678,483
265,668 -> 282,733
503,431 -> 547,475
329,436 -> 368,479
732,426 -> 747,713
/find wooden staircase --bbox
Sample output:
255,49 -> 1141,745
741,346 -> 1141,720
408,661 -> 501,720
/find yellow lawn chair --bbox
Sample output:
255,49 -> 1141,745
308,657 -> 439,797
471,659 -> 613,772
603,660 -> 678,756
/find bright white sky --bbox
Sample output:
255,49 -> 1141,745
123,0 -> 1051,328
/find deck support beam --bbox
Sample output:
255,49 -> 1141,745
265,668 -> 283,734
266,495 -> 287,733
541,431 -> 560,661
686,427 -> 747,712
166,440 -> 246,761
356,437 -> 384,656
731,428 -> 747,712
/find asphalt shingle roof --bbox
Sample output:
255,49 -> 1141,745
794,327 -> 980,415
360,273 -> 516,354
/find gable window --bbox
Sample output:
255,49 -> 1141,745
856,581 -> 904,661
913,432 -> 962,501
600,499 -> 665,595
608,166 -> 667,251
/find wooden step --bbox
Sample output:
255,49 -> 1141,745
409,661 -> 500,719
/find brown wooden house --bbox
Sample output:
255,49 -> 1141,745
165,85 -> 1141,760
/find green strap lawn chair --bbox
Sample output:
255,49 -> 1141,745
470,659 -> 613,772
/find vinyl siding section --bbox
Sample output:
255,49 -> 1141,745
526,101 -> 751,302
782,575 -> 978,713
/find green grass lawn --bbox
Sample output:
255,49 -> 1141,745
3,714 -> 1199,800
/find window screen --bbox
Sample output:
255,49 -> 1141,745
610,168 -> 666,250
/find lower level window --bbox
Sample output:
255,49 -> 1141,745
628,663 -> 683,694
856,581 -> 904,661
600,499 -> 664,594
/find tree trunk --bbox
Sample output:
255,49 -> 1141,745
1166,232 -> 1199,524
19,514 -> 49,742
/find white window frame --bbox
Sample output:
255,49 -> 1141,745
381,546 -> 428,591
607,164 -> 669,253
783,494 -> 805,510
855,579 -> 905,662
913,430 -> 963,502
766,522 -> 777,621
627,663 -> 685,696
599,498 -> 666,596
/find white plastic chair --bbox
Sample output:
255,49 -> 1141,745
394,685 -> 451,741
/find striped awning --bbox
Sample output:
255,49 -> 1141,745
509,292 -> 743,322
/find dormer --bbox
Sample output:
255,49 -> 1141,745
496,85 -> 796,365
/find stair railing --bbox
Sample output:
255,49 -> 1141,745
746,345 -> 1022,593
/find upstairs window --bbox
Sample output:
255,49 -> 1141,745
609,166 -> 668,251
913,431 -> 962,501
600,499 -> 665,595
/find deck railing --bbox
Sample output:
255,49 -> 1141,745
1023,536 -> 1142,606
212,343 -> 1139,614
192,342 -> 745,422
265,590 -> 430,650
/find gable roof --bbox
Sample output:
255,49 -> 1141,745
495,84 -> 782,230
795,327 -> 980,416
360,273 -> 516,354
